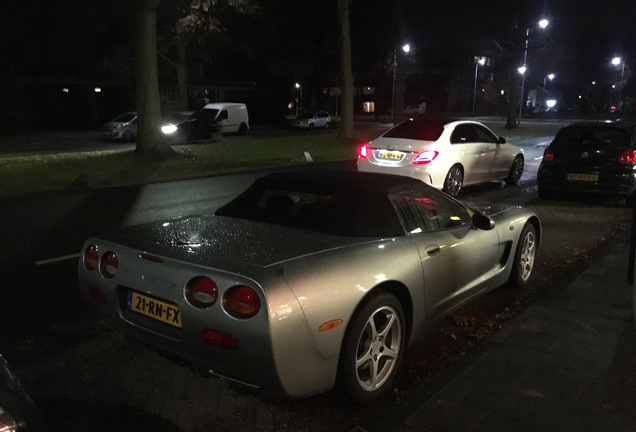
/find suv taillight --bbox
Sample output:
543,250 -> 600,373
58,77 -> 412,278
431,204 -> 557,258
618,149 -> 636,165
543,146 -> 554,162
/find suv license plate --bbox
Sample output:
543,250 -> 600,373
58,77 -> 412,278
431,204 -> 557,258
567,173 -> 598,182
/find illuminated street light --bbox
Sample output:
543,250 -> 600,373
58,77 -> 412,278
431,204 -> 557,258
519,19 -> 549,123
543,73 -> 555,89
391,43 -> 411,121
542,73 -> 555,109
472,57 -> 486,114
611,57 -> 626,111
294,82 -> 302,117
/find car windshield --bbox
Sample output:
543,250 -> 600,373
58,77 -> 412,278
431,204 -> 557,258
197,108 -> 219,120
163,112 -> 194,123
383,119 -> 446,141
112,113 -> 136,123
298,111 -> 315,119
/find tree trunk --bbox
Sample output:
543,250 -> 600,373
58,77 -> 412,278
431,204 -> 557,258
175,38 -> 189,111
505,65 -> 519,129
337,0 -> 354,142
134,0 -> 174,160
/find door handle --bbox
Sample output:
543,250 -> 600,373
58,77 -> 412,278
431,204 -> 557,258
425,244 -> 441,255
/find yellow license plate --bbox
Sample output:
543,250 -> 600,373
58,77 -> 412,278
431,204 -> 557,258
377,149 -> 402,160
567,173 -> 598,182
128,291 -> 182,328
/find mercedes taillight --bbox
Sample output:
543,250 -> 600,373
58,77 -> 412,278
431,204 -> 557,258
412,150 -> 439,165
358,144 -> 369,159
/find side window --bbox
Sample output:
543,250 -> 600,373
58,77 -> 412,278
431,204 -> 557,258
388,185 -> 472,234
450,124 -> 476,144
218,110 -> 228,121
473,124 -> 498,143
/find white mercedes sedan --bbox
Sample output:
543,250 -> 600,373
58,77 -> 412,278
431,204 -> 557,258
357,118 -> 525,196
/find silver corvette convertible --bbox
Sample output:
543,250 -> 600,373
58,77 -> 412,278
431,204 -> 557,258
78,170 -> 540,401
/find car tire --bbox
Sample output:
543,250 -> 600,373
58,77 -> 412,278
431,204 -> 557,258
325,122 -> 330,129
505,155 -> 524,185
238,123 -> 248,135
443,165 -> 464,197
508,223 -> 537,288
339,291 -> 405,402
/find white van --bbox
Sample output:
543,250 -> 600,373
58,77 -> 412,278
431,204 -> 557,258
200,103 -> 249,135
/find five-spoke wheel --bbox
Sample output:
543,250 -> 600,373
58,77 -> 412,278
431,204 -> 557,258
340,291 -> 405,402
509,224 -> 537,287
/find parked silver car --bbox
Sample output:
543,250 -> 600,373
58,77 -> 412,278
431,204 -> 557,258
101,111 -> 137,142
292,110 -> 331,130
78,170 -> 540,401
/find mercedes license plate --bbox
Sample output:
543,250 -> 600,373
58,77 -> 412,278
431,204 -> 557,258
376,149 -> 402,161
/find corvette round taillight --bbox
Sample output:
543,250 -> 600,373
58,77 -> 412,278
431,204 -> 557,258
185,276 -> 218,308
84,245 -> 99,271
100,251 -> 118,279
224,285 -> 261,319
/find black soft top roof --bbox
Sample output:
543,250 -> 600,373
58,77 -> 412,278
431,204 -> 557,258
216,170 -> 425,237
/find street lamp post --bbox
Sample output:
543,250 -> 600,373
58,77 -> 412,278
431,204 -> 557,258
391,43 -> 410,122
473,57 -> 486,114
543,73 -> 555,90
518,19 -> 549,123
543,73 -> 555,108
295,82 -> 302,117
611,57 -> 626,111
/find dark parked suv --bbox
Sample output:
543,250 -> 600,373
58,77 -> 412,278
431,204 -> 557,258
537,121 -> 636,205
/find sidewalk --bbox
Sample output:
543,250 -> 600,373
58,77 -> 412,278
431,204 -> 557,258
378,233 -> 636,432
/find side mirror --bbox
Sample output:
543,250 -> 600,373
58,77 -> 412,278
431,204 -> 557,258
472,212 -> 495,231
498,136 -> 506,144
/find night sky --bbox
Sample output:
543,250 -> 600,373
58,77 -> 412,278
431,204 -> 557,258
2,0 -> 635,107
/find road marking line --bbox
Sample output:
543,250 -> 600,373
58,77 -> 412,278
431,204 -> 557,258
35,253 -> 80,266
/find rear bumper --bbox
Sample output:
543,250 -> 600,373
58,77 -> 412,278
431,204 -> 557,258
356,159 -> 439,188
537,165 -> 636,198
